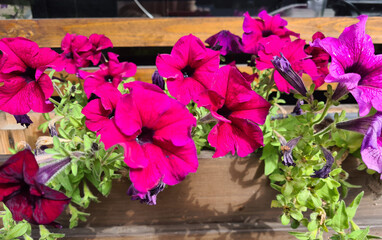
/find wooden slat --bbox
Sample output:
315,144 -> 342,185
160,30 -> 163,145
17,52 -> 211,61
0,17 -> 381,48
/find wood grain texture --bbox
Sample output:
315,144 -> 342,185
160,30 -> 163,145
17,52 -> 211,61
0,17 -> 381,48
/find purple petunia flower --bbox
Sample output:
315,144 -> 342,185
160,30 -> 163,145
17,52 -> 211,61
311,147 -> 334,178
205,30 -> 243,55
127,182 -> 166,205
274,131 -> 301,166
337,112 -> 382,178
271,54 -> 307,96
319,15 -> 382,116
0,150 -> 71,226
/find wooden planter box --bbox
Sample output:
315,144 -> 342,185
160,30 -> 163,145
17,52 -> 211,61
45,153 -> 382,239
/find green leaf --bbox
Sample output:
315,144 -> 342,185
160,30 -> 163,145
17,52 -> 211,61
331,201 -> 349,232
289,232 -> 309,240
6,222 -> 29,239
281,213 -> 290,225
291,210 -> 303,221
346,191 -> 364,220
347,227 -> 369,240
261,144 -> 279,175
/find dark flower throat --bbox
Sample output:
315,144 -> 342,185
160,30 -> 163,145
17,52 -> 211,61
136,127 -> 154,145
217,105 -> 232,119
23,67 -> 37,83
181,65 -> 195,78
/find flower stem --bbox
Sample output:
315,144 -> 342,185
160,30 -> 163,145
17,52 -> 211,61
313,123 -> 333,137
313,99 -> 332,126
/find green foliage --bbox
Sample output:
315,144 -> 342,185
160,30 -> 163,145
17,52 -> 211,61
43,78 -> 125,228
259,82 -> 374,239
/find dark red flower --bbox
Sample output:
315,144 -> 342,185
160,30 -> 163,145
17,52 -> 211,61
0,150 -> 70,226
304,32 -> 330,88
205,30 -> 243,55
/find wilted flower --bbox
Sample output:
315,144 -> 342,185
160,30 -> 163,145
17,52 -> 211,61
156,34 -> 220,105
274,131 -> 301,166
256,36 -> 319,93
115,81 -> 198,193
196,65 -> 271,158
81,52 -> 136,99
319,15 -> 382,116
271,54 -> 307,96
337,112 -> 382,178
0,150 -> 71,226
127,182 -> 166,205
0,37 -> 59,115
205,30 -> 243,55
242,10 -> 299,55
152,70 -> 165,90
311,147 -> 335,178
292,100 -> 304,115
14,114 -> 33,128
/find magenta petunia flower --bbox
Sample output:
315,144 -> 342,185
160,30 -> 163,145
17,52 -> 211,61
196,65 -> 271,158
304,32 -> 330,88
337,113 -> 382,178
0,37 -> 59,115
60,33 -> 93,74
242,10 -> 299,55
82,86 -> 127,150
114,81 -> 198,192
156,34 -> 220,105
80,52 -> 136,99
0,150 -> 70,226
205,30 -> 243,55
87,34 -> 113,65
319,15 -> 382,116
256,36 -> 319,93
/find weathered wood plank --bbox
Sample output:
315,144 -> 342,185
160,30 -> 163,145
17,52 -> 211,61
0,17 -> 380,48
